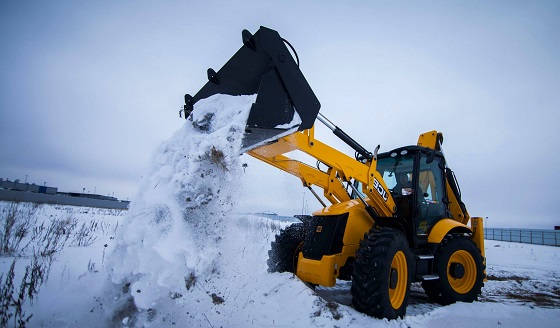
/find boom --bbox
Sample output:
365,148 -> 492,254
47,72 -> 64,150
248,126 -> 396,218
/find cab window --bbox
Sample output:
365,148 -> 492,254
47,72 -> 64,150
416,154 -> 447,234
376,152 -> 415,197
350,151 -> 414,200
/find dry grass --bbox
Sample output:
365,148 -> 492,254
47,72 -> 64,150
0,202 -> 117,327
0,256 -> 49,327
1,203 -> 38,256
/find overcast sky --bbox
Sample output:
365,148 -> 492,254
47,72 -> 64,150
1,1 -> 559,228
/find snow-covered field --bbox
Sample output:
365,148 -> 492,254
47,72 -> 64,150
2,95 -> 558,327
1,202 -> 559,327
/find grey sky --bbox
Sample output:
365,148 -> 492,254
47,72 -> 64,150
1,1 -> 559,228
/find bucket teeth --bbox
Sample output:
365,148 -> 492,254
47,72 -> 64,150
242,29 -> 255,50
182,94 -> 194,118
207,68 -> 219,84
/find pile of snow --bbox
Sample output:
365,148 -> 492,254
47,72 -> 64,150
104,94 -> 360,326
107,94 -> 255,316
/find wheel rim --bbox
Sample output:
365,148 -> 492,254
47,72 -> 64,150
447,250 -> 476,294
388,250 -> 407,309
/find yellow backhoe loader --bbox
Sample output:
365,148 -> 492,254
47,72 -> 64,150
181,26 -> 485,319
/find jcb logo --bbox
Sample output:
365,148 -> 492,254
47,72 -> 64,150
373,178 -> 388,202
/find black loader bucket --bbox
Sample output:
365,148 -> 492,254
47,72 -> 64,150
182,26 -> 321,152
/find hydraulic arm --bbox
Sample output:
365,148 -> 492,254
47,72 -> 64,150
248,123 -> 396,219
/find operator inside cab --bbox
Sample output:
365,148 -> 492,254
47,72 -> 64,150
395,172 -> 413,196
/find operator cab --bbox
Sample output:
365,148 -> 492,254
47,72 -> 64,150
352,146 -> 448,246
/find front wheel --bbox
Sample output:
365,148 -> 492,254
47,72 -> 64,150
422,235 -> 484,304
351,227 -> 412,319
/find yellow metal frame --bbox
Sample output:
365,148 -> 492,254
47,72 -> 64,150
296,199 -> 375,286
417,130 -> 440,149
250,126 -> 396,286
470,217 -> 485,259
445,182 -> 470,224
250,127 -> 485,287
470,216 -> 487,281
249,126 -> 395,216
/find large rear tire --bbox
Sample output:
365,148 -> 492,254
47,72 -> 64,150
422,235 -> 484,304
267,223 -> 304,273
351,227 -> 412,319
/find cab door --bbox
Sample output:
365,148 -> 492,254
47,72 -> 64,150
415,153 -> 447,237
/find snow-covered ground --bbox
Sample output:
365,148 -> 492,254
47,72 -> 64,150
2,95 -> 558,327
1,203 -> 559,327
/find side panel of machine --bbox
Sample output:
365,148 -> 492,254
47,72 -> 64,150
297,200 -> 374,286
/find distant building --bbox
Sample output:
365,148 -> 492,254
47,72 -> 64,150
0,178 -> 57,194
0,178 -> 130,210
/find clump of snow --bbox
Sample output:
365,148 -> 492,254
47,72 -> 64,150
107,94 -> 255,311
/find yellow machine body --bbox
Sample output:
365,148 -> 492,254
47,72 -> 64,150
296,200 -> 373,286
251,129 -> 485,287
